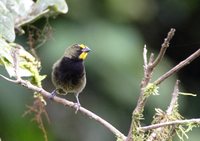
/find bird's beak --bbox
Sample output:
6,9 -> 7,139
79,46 -> 91,60
81,46 -> 91,52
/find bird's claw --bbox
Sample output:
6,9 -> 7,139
74,103 -> 81,114
49,89 -> 57,100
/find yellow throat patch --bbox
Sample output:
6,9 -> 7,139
79,52 -> 88,60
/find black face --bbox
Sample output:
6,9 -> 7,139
71,44 -> 83,57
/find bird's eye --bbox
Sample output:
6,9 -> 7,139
76,48 -> 82,54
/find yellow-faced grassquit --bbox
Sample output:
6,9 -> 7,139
51,44 -> 91,111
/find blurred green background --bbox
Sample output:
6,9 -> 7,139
1,0 -> 200,141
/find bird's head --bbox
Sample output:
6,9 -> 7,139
64,44 -> 91,60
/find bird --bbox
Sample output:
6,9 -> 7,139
51,44 -> 91,112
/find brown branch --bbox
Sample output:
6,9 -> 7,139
166,80 -> 180,115
150,28 -> 175,68
147,80 -> 180,141
143,45 -> 148,69
0,75 -> 126,141
140,118 -> 200,131
154,48 -> 200,85
126,29 -> 176,141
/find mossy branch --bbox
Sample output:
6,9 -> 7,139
146,80 -> 181,141
126,28 -> 200,141
140,118 -> 200,131
133,28 -> 176,117
126,28 -> 176,141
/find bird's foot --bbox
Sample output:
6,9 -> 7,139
74,94 -> 81,113
74,102 -> 81,114
49,89 -> 57,100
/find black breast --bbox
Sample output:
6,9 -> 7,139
54,57 -> 85,85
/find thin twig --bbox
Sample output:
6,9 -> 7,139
143,45 -> 148,69
140,118 -> 200,131
151,28 -> 175,68
167,80 -> 180,115
0,75 -> 126,141
126,29 -> 176,141
149,53 -> 154,65
154,49 -> 200,85
0,74 -> 17,83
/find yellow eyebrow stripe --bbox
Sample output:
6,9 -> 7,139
79,44 -> 86,49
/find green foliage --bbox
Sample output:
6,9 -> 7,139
0,1 -> 68,140
176,122 -> 200,141
0,39 -> 45,82
36,0 -> 68,13
0,0 -> 68,90
148,93 -> 184,140
0,0 -> 68,42
144,83 -> 159,97
132,125 -> 145,141
0,39 -> 47,105
0,1 -> 15,42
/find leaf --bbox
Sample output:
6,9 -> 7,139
11,0 -> 34,17
35,0 -> 68,14
0,40 -> 45,82
0,1 -> 15,42
0,39 -> 35,77
0,38 -> 13,63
